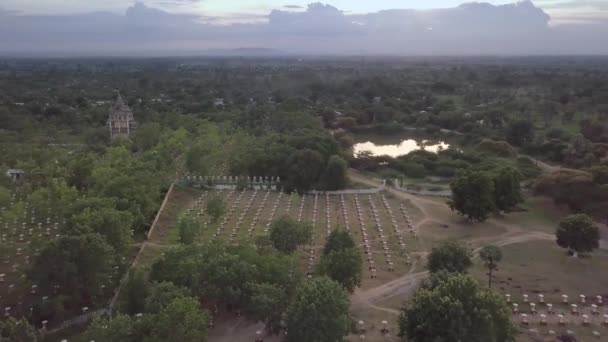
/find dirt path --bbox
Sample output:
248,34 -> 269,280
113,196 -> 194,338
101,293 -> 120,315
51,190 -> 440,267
347,169 -> 567,316
353,231 -> 557,316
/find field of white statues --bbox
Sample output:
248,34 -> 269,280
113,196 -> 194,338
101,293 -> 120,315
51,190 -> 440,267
177,188 -> 423,287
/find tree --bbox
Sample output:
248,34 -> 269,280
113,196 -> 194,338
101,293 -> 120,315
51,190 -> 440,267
134,122 -> 162,151
479,245 -> 503,288
67,206 -> 134,253
177,214 -> 202,245
492,166 -> 523,212
28,233 -> 115,306
556,214 -> 600,256
398,274 -> 516,342
80,314 -> 134,342
449,169 -> 495,222
206,195 -> 226,223
268,216 -> 312,254
506,119 -> 534,146
286,277 -> 351,342
247,283 -> 288,335
144,282 -> 190,314
317,229 -> 362,292
119,270 -> 149,315
427,241 -> 472,274
147,297 -> 208,342
317,247 -> 362,293
284,149 -> 324,193
322,155 -> 348,190
323,229 -> 356,255
0,317 -> 38,342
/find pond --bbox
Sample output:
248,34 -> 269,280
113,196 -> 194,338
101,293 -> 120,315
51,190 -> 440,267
353,139 -> 450,158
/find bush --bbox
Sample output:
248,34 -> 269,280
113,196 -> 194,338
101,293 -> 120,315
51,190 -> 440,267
401,162 -> 427,178
477,139 -> 516,158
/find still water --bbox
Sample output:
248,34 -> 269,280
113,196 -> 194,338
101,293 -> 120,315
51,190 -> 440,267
353,139 -> 450,158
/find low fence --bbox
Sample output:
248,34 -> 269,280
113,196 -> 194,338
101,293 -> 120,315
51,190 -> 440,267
147,183 -> 175,239
393,186 -> 452,198
43,308 -> 110,336
177,175 -> 280,190
309,187 -> 384,195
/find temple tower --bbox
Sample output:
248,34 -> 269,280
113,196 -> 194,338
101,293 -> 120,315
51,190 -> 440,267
107,92 -> 136,139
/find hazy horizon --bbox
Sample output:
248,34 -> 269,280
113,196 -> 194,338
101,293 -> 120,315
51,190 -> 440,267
2,0 -> 608,57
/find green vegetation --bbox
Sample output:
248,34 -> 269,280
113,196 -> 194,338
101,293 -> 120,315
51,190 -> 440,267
0,318 -> 38,342
316,230 -> 362,293
268,216 -> 313,254
426,241 -> 473,274
2,57 -> 608,342
556,214 -> 600,256
205,195 -> 226,223
449,166 -> 523,221
398,273 -> 516,342
286,276 -> 352,342
449,169 -> 496,222
80,297 -> 208,342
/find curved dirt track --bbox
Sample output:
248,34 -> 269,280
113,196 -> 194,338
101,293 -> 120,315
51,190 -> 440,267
348,170 -> 565,315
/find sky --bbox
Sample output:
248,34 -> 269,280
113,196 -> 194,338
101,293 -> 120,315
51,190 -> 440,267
1,1 -> 608,56
3,0 -> 608,22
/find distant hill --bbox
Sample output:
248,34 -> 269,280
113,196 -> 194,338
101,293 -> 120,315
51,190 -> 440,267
202,48 -> 287,56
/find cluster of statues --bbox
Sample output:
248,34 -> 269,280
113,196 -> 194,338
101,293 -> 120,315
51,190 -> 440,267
183,175 -> 280,185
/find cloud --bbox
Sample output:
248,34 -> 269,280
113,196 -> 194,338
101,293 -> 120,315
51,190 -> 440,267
268,2 -> 361,35
283,5 -> 304,9
0,7 -> 20,15
539,0 -> 608,10
0,1 -> 607,56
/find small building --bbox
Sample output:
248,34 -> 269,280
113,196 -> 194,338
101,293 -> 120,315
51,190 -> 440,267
107,93 -> 136,139
214,98 -> 225,107
5,169 -> 24,182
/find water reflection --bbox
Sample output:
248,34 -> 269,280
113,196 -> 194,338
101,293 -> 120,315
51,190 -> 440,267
353,139 -> 450,158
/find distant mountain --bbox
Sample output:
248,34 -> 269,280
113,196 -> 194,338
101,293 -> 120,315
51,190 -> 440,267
202,48 -> 287,56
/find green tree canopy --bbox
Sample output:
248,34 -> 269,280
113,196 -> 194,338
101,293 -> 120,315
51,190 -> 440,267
268,216 -> 312,254
144,281 -> 191,314
556,214 -> 600,255
398,274 -> 516,342
67,205 -> 134,253
449,169 -> 495,222
284,149 -> 325,193
146,297 -> 208,342
28,233 -> 115,306
80,314 -> 134,342
322,155 -> 348,190
0,317 -> 38,342
119,270 -> 149,315
506,119 -> 534,147
316,247 -> 362,293
286,276 -> 351,342
247,283 -> 288,335
317,230 -> 362,293
206,195 -> 226,223
322,229 -> 356,255
177,213 -> 202,245
492,166 -> 523,212
427,241 -> 472,274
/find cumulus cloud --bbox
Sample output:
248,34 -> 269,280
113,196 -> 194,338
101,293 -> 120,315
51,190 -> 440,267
268,2 -> 361,35
0,1 -> 607,56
